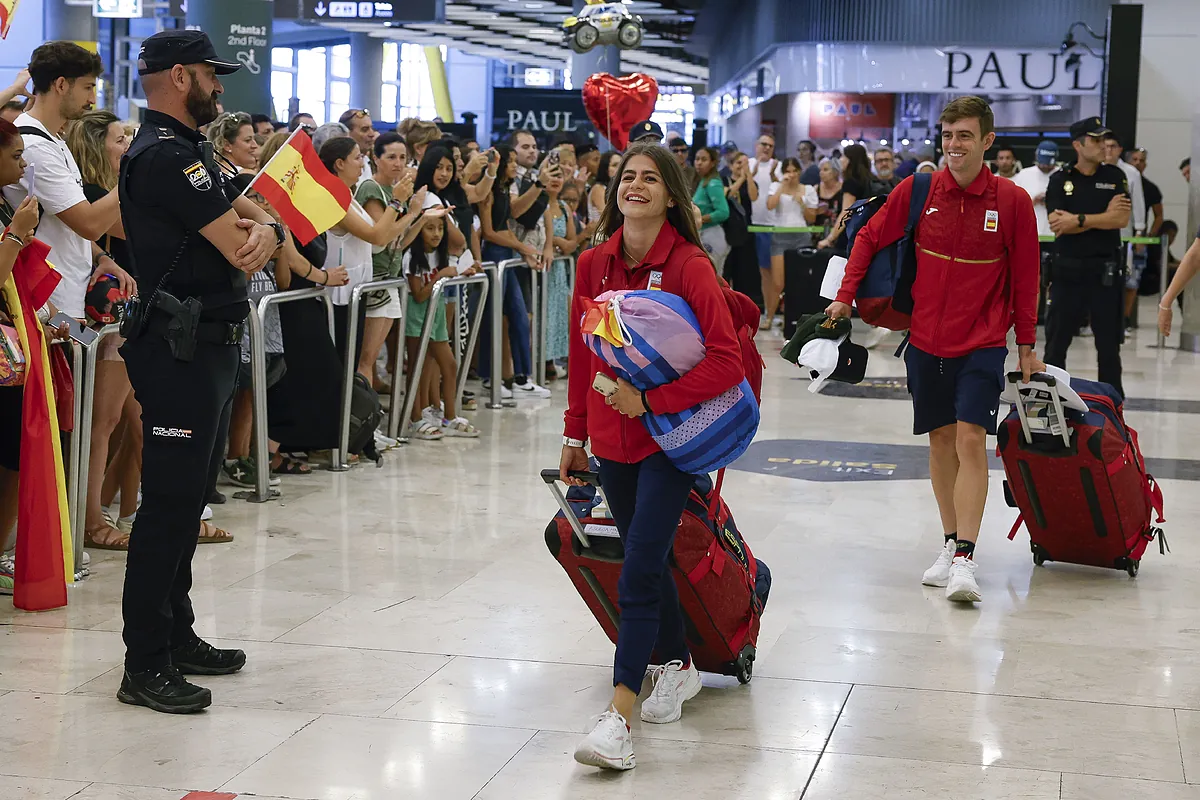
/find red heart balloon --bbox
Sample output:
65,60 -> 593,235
581,73 -> 659,151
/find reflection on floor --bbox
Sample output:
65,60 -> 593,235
4,315 -> 1200,799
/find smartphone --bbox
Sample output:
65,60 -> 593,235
592,372 -> 619,397
24,162 -> 35,199
48,311 -> 99,346
547,149 -> 561,166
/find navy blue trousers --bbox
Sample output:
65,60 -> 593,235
478,242 -> 532,381
597,452 -> 694,691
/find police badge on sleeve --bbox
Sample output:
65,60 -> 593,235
183,161 -> 213,192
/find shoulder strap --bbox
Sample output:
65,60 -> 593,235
905,173 -> 933,234
17,126 -> 53,142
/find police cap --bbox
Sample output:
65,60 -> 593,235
137,30 -> 241,77
1068,116 -> 1112,141
630,120 -> 664,142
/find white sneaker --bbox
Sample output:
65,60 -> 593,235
863,326 -> 891,350
921,539 -> 957,588
640,659 -> 702,724
574,709 -> 635,770
945,556 -> 982,603
512,379 -> 551,399
482,380 -> 513,400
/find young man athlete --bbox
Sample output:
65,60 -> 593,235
827,96 -> 1044,604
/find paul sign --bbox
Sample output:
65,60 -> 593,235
492,87 -> 595,141
943,49 -> 1102,94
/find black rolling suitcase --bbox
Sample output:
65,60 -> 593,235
784,247 -> 833,339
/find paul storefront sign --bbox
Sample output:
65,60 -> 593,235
492,88 -> 594,141
809,93 -> 894,138
943,49 -> 1100,93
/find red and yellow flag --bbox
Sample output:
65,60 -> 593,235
247,129 -> 352,245
3,237 -> 71,611
0,0 -> 21,39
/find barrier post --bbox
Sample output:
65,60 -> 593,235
398,272 -> 489,442
1158,232 -> 1170,349
529,267 -> 542,386
244,287 -> 339,502
65,340 -> 84,577
454,272 -> 490,404
488,258 -> 523,409
73,324 -> 120,579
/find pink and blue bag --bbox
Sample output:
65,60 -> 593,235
580,289 -> 759,475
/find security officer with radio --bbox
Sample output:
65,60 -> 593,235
117,30 -> 283,714
1043,116 -> 1132,397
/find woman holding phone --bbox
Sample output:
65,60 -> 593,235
561,142 -> 744,771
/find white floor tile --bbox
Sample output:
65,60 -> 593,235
802,752 -> 1061,799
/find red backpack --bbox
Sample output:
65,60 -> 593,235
722,286 -> 764,404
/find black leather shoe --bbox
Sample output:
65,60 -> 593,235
170,637 -> 247,675
117,666 -> 211,714
209,489 -> 227,504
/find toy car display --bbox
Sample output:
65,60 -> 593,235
563,1 -> 645,53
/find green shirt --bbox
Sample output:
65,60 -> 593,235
354,179 -> 404,279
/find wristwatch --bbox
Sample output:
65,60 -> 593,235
1077,213 -> 1086,229
269,221 -> 286,247
563,436 -> 586,448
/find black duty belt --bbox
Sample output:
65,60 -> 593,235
146,313 -> 245,345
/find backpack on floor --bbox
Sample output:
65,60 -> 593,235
843,171 -> 932,331
348,373 -> 383,462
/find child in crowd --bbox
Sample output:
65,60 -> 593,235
404,216 -> 481,440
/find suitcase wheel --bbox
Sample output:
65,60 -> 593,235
1031,543 -> 1049,567
1126,560 -> 1140,578
735,645 -> 756,685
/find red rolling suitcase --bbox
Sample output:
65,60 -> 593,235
998,372 -> 1166,576
541,469 -> 770,683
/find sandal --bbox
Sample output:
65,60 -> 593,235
408,419 -> 444,440
198,520 -> 234,544
442,416 -> 480,438
85,524 -> 130,551
271,453 -> 312,475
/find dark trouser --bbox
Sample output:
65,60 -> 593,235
478,243 -> 531,381
120,333 -> 239,672
333,302 -> 366,373
1044,268 -> 1125,398
596,452 -> 694,691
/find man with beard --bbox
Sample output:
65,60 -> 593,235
872,146 -> 901,191
993,146 -> 1019,179
3,42 -> 134,318
116,30 -> 281,714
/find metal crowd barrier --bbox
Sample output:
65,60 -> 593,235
335,278 -> 411,466
67,323 -> 121,580
487,258 -> 524,410
398,272 -> 489,443
245,287 -> 339,503
529,255 -> 575,387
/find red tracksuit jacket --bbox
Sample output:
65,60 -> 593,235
835,168 -> 1040,358
564,222 -> 744,464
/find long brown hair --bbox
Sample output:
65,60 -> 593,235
597,141 -> 708,260
66,110 -> 121,190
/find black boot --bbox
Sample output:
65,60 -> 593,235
117,666 -> 212,714
170,637 -> 247,676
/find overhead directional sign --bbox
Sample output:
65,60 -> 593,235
171,0 -> 300,19
300,0 -> 441,23
93,0 -> 142,18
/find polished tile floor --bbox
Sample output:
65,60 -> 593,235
5,307 -> 1200,799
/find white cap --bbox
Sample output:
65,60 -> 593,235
1000,364 -> 1088,413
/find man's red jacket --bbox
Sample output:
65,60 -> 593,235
564,222 -> 744,465
835,168 -> 1040,358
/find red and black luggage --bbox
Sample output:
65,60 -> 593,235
998,372 -> 1166,576
542,468 -> 770,683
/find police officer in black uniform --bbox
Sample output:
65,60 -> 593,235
117,30 -> 283,714
1044,117 -> 1133,397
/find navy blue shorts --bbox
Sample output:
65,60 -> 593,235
755,232 -> 772,268
904,344 -> 1007,435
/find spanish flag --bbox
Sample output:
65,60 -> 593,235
247,129 -> 352,245
0,0 -> 20,39
3,237 -> 72,611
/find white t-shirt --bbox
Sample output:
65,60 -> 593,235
1012,165 -> 1057,238
324,201 -> 373,306
2,114 -> 92,317
1116,159 -> 1146,234
768,182 -> 818,228
748,158 -> 777,225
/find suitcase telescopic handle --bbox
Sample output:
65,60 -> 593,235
1005,371 -> 1070,448
539,469 -> 601,487
540,469 -> 603,548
